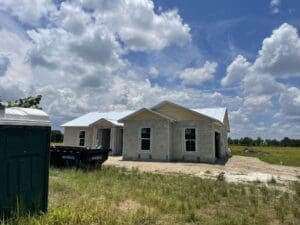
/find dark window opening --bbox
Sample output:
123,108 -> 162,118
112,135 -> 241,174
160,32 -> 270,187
141,128 -> 150,150
141,128 -> 150,138
185,128 -> 196,151
79,131 -> 85,146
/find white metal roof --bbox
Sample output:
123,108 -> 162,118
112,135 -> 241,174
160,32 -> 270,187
61,111 -> 133,127
0,107 -> 51,127
192,108 -> 227,123
62,103 -> 228,128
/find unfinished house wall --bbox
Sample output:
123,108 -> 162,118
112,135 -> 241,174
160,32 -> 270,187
171,120 -> 215,163
122,120 -> 170,161
63,122 -> 124,156
212,123 -> 229,158
92,120 -> 123,155
113,127 -> 123,155
63,127 -> 93,147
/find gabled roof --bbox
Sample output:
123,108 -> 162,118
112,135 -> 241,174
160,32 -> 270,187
151,100 -> 226,124
61,111 -> 133,127
118,108 -> 176,122
192,108 -> 227,123
62,101 -> 229,131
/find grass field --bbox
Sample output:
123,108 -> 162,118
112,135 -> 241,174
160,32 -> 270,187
230,145 -> 300,167
2,166 -> 300,225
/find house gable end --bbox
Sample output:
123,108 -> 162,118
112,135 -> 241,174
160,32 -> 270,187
130,110 -> 164,120
119,108 -> 174,122
152,101 -> 210,121
91,118 -> 119,128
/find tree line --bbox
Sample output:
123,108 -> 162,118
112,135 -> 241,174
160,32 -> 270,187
228,137 -> 300,147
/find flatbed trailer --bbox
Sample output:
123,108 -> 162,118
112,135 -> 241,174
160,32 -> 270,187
50,146 -> 111,168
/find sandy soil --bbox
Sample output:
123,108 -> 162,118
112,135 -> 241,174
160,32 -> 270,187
104,156 -> 300,184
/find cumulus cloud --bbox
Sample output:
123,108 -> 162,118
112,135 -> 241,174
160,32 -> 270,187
252,23 -> 300,77
78,0 -> 191,51
0,0 -> 194,128
0,0 -> 299,139
0,0 -> 55,26
52,2 -> 92,35
243,95 -> 273,113
69,27 -> 123,65
222,23 -> 299,97
0,54 -> 10,76
243,73 -> 285,96
221,55 -> 250,86
278,87 -> 300,121
179,61 -> 217,86
0,28 -> 33,100
221,23 -> 300,138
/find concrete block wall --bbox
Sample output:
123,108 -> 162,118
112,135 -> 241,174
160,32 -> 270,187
122,120 -> 170,161
171,120 -> 215,163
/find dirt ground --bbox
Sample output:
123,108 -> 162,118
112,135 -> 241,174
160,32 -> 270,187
104,156 -> 300,184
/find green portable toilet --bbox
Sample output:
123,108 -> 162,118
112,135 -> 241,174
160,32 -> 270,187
0,104 -> 51,215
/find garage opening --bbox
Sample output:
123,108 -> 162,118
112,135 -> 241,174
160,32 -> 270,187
98,128 -> 111,149
215,132 -> 221,159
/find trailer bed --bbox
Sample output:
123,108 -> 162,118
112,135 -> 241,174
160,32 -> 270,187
50,146 -> 111,168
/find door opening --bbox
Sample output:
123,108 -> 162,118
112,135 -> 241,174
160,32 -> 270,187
215,132 -> 221,159
120,128 -> 123,153
98,129 -> 111,149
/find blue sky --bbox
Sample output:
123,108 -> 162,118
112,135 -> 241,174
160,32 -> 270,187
0,0 -> 299,139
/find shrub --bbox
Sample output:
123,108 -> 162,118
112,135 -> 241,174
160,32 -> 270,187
217,172 -> 226,181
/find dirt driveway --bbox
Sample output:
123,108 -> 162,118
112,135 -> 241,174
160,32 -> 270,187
104,156 -> 300,184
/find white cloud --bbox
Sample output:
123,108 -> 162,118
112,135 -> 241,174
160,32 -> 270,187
220,23 -> 300,138
270,0 -> 281,14
0,0 -> 193,129
149,66 -> 159,78
52,2 -> 92,35
0,54 -> 10,76
86,0 -> 191,51
278,87 -> 300,121
0,1 -> 299,139
0,29 -> 32,99
221,55 -> 250,86
179,61 -> 217,86
222,23 -> 299,97
68,27 -> 123,65
0,0 -> 55,26
229,109 -> 249,124
253,23 -> 300,77
243,95 -> 272,113
243,73 -> 285,96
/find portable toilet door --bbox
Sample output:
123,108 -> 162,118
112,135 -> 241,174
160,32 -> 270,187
0,105 -> 51,215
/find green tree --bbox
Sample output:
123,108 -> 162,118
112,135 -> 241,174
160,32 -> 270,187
254,137 -> 263,146
5,95 -> 43,109
51,130 -> 64,143
239,137 -> 254,146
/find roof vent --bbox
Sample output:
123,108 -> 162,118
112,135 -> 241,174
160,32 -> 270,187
0,103 -> 5,118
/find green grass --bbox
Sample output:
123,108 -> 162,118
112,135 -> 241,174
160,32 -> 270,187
230,145 -> 300,167
2,166 -> 300,225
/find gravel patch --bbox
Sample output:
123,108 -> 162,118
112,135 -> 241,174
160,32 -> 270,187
104,156 -> 300,185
